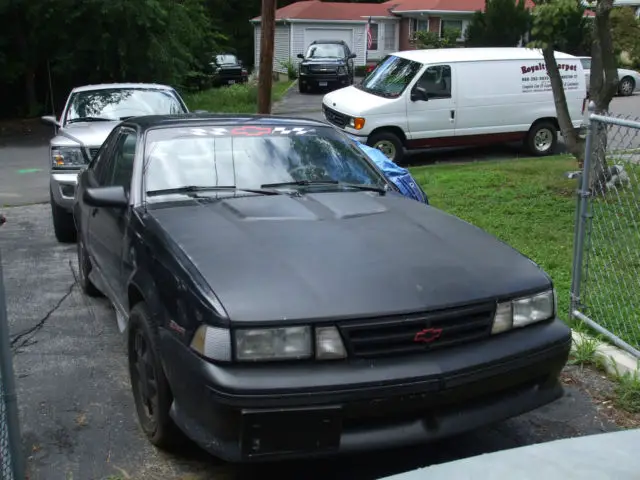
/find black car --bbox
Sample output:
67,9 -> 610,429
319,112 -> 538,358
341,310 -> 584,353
73,113 -> 571,463
210,53 -> 248,86
297,40 -> 356,93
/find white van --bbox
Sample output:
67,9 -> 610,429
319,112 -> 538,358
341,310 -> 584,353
322,47 -> 587,163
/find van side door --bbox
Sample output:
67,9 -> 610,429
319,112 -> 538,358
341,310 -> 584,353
405,64 -> 457,148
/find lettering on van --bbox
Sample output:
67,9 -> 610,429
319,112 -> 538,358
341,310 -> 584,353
520,62 -> 579,93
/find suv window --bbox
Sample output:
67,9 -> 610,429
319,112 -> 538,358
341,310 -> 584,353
106,130 -> 137,192
416,65 -> 452,100
306,43 -> 346,59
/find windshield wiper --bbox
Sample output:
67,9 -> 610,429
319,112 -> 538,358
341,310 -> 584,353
146,185 -> 282,197
67,116 -> 117,124
260,180 -> 387,195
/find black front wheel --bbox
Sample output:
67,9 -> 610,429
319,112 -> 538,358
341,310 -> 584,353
128,302 -> 185,451
50,189 -> 77,243
76,237 -> 102,297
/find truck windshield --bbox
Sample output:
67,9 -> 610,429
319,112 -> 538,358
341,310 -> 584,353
357,55 -> 423,98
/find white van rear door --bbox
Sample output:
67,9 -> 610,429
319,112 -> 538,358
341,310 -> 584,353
405,64 -> 457,143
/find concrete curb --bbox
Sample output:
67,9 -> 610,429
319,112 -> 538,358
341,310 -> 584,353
571,329 -> 640,378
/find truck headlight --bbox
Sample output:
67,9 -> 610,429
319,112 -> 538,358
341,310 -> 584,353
51,146 -> 86,167
491,289 -> 555,334
235,326 -> 312,361
348,117 -> 366,130
338,66 -> 347,75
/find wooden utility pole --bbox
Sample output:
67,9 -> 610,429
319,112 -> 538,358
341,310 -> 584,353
257,0 -> 277,114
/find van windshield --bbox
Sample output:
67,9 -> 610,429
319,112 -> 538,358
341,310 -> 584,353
357,55 -> 423,98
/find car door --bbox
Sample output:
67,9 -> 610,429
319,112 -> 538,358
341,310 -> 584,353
88,126 -> 137,304
405,64 -> 457,146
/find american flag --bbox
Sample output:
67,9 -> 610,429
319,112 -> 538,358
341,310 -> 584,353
366,18 -> 373,49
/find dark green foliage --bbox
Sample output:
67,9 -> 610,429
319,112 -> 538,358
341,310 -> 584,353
464,0 -> 532,47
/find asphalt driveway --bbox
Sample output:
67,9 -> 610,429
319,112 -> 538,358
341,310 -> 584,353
0,203 -> 619,480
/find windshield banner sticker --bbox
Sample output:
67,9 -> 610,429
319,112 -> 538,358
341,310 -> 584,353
186,126 -> 317,137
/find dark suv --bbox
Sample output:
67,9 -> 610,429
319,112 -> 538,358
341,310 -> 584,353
297,40 -> 356,93
210,54 -> 248,87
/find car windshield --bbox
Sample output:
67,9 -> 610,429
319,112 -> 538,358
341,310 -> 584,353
142,125 -> 388,201
216,54 -> 238,65
357,55 -> 423,98
305,44 -> 345,59
64,88 -> 185,124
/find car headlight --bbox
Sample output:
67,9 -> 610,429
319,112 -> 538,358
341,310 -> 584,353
491,289 -> 555,334
51,146 -> 86,167
338,66 -> 347,75
348,117 -> 366,130
190,324 -> 347,362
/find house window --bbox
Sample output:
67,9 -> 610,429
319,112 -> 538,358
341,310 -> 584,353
368,23 -> 379,50
441,19 -> 463,39
384,23 -> 396,50
417,20 -> 429,32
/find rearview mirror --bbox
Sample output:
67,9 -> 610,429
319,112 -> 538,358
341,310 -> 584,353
410,86 -> 429,102
41,115 -> 61,128
83,186 -> 128,208
297,53 -> 304,59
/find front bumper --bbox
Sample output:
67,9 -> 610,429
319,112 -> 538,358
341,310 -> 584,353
300,73 -> 350,88
160,318 -> 571,463
50,171 -> 82,211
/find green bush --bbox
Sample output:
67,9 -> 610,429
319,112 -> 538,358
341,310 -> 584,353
183,80 -> 294,113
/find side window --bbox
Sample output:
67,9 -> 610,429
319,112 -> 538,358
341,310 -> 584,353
91,128 -> 121,186
105,130 -> 137,192
417,65 -> 452,100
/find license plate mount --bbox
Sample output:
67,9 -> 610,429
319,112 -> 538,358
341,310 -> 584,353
229,80 -> 236,85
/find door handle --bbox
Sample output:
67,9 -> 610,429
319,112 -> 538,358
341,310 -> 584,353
91,208 -> 98,217
450,110 -> 455,122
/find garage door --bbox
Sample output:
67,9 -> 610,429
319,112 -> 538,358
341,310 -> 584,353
303,28 -> 354,51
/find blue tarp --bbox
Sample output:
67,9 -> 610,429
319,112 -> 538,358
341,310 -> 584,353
356,141 -> 429,204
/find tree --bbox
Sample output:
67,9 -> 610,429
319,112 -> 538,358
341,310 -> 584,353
413,29 -> 460,49
530,0 -> 618,194
610,6 -> 640,68
465,0 -> 531,47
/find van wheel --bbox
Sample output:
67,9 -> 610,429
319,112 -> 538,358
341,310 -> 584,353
526,121 -> 558,156
367,131 -> 404,163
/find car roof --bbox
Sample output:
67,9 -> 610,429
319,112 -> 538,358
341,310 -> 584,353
393,47 -> 579,64
71,83 -> 175,93
122,113 -> 331,132
310,40 -> 347,45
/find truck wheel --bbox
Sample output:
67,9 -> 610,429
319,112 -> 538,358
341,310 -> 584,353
50,189 -> 77,243
128,302 -> 186,451
618,77 -> 635,97
526,121 -> 558,156
367,131 -> 405,164
298,81 -> 308,94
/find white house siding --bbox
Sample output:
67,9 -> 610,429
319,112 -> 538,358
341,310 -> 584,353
253,23 -> 291,74
291,22 -> 368,67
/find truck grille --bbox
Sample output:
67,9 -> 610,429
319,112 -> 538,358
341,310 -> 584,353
322,105 -> 348,128
338,303 -> 496,359
310,65 -> 337,73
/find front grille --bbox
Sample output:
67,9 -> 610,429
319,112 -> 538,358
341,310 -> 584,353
322,104 -> 348,128
220,68 -> 242,76
338,303 -> 496,359
310,64 -> 337,73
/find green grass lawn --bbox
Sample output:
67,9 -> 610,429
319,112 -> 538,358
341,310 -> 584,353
183,80 -> 295,114
409,155 -> 640,348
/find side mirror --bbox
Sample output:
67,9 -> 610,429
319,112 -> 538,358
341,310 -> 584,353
297,53 -> 304,59
349,53 -> 357,59
410,86 -> 429,102
41,115 -> 61,128
83,186 -> 128,208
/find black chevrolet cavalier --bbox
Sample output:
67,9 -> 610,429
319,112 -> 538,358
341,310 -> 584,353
73,113 -> 571,462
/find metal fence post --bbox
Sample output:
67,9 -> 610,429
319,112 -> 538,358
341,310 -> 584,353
0,251 -> 25,480
569,102 -> 596,320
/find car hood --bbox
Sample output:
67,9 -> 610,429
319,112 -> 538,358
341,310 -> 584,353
147,192 -> 551,323
323,86 -> 398,117
51,121 -> 120,148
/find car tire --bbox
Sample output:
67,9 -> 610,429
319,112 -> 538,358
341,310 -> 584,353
526,121 -> 558,156
618,76 -> 635,97
50,189 -> 77,243
128,301 -> 186,451
367,131 -> 405,164
298,81 -> 308,94
76,236 -> 102,297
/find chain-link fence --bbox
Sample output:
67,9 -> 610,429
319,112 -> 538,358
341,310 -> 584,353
570,109 -> 640,358
0,252 -> 25,479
